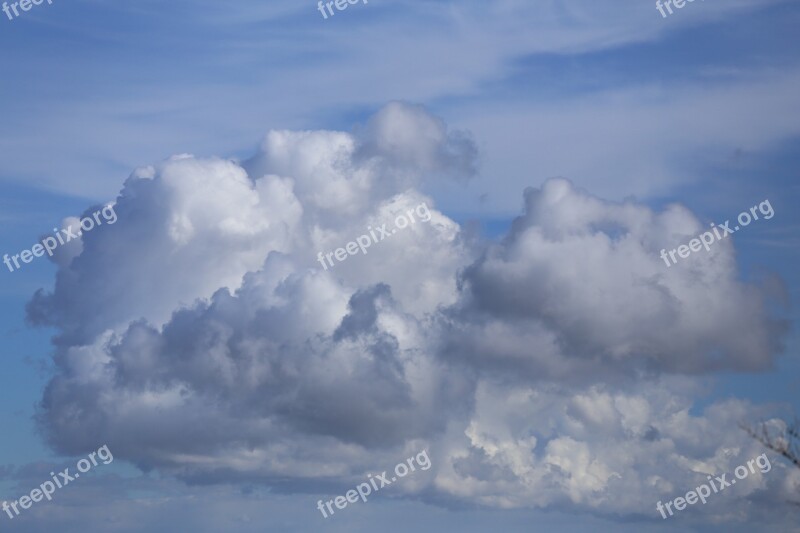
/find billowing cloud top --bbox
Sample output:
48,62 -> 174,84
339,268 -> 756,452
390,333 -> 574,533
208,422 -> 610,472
29,103 -> 794,523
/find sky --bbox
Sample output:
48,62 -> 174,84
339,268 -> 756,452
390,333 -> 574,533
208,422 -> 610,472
1,0 -> 799,531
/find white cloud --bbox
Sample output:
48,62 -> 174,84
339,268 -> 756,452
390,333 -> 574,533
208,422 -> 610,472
28,104 -> 793,526
452,177 -> 786,376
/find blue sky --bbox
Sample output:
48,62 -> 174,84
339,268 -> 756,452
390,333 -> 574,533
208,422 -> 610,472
1,1 -> 799,531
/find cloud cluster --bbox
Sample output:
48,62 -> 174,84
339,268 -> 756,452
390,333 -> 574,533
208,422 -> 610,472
30,103 -> 793,522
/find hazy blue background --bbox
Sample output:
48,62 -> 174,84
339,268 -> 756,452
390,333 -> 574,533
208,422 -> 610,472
1,0 -> 798,531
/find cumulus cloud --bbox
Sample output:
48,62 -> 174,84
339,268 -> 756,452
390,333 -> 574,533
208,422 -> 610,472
451,178 -> 788,378
354,101 -> 479,182
432,378 -> 800,525
29,103 -> 792,524
27,156 -> 304,346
